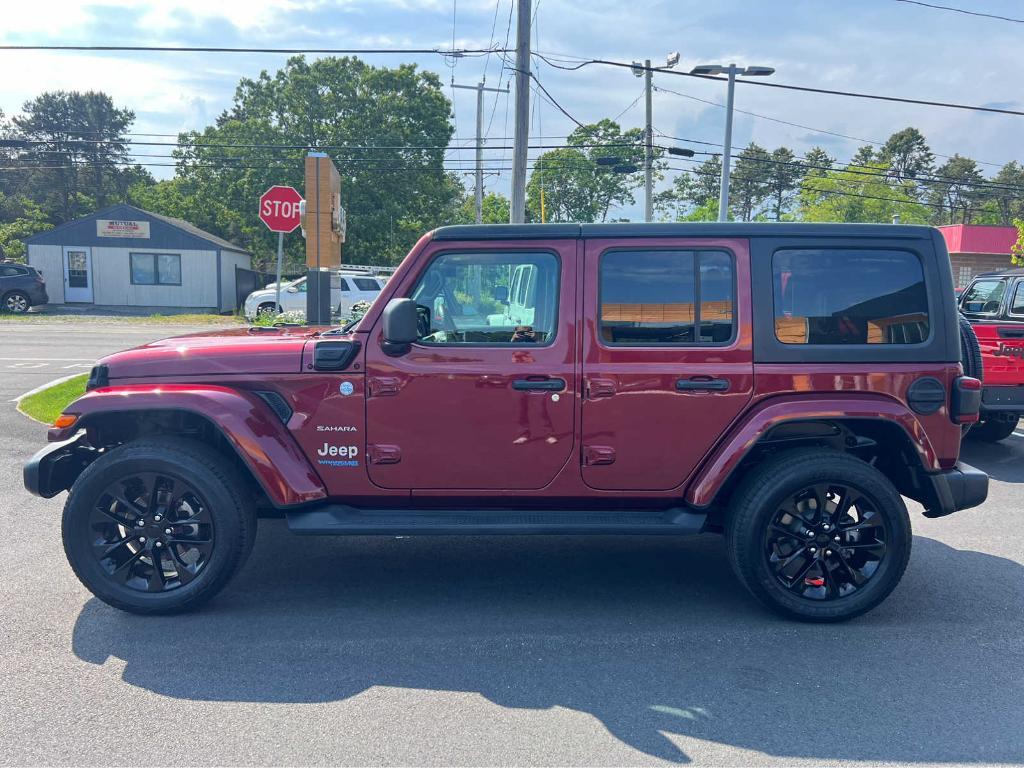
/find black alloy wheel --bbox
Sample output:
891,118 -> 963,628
63,437 -> 256,614
726,448 -> 911,622
764,483 -> 887,601
89,472 -> 215,593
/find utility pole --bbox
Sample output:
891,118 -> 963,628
452,81 -> 508,223
510,0 -> 531,223
690,62 -> 775,222
643,59 -> 653,223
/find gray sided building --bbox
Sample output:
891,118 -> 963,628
26,204 -> 251,313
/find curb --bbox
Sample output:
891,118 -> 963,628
11,373 -> 87,405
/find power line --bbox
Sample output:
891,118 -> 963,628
893,0 -> 1024,23
534,51 -> 1024,118
0,44 -> 510,55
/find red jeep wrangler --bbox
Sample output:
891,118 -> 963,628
959,268 -> 1024,442
25,223 -> 987,621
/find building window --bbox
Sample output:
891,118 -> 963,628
599,250 -> 735,345
958,265 -> 972,288
130,253 -> 181,285
773,248 -> 929,345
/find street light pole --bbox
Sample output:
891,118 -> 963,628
690,62 -> 775,222
719,66 -> 737,223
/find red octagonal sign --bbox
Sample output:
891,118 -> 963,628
259,185 -> 303,233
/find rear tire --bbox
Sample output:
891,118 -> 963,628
967,414 -> 1019,443
3,290 -> 30,314
62,437 -> 257,614
256,302 -> 280,318
726,449 -> 912,622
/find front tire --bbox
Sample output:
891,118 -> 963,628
726,449 -> 911,622
967,414 -> 1019,443
62,437 -> 256,614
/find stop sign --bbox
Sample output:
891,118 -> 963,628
259,185 -> 303,233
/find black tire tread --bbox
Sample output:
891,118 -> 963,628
62,436 -> 256,615
726,448 -> 912,623
959,313 -> 983,381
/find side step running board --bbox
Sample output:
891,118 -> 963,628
286,506 -> 707,536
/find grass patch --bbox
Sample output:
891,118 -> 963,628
0,313 -> 245,325
17,374 -> 89,424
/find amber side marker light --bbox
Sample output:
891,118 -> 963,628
53,414 -> 78,429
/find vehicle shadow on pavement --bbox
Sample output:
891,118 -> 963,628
71,527 -> 1024,764
960,437 -> 1024,483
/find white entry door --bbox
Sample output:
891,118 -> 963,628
63,247 -> 93,303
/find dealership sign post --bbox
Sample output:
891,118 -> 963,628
258,185 -> 304,315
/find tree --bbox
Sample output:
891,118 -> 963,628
451,191 -> 510,224
927,154 -> 986,224
526,119 -> 655,223
850,145 -> 878,167
0,193 -> 49,261
799,162 -> 930,224
141,56 -> 460,268
1013,218 -> 1024,266
765,146 -> 802,220
654,154 -> 722,221
879,127 -> 934,182
802,147 -> 834,178
989,162 -> 1024,226
729,142 -> 771,221
10,91 -> 141,222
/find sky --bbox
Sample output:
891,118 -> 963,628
1,0 -> 1021,220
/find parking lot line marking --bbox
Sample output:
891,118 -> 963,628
10,373 -> 87,404
0,357 -> 96,361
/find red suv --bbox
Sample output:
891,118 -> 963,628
959,268 -> 1024,441
25,223 -> 987,621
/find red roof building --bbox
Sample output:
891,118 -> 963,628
938,224 -> 1020,287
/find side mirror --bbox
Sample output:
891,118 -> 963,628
286,286 -> 298,294
494,285 -> 509,304
381,298 -> 418,356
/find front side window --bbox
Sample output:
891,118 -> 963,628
961,279 -> 1006,316
130,253 -> 181,286
773,248 -> 929,345
600,250 -> 735,345
410,251 -> 559,344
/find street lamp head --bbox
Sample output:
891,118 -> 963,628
690,64 -> 724,76
667,147 -> 695,158
596,156 -> 623,166
665,51 -> 680,68
742,66 -> 775,77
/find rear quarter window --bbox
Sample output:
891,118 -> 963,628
353,277 -> 380,291
773,248 -> 929,345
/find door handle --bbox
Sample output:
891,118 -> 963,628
512,377 -> 566,392
676,377 -> 730,392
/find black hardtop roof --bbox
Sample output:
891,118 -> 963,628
431,222 -> 939,241
972,266 -> 1024,279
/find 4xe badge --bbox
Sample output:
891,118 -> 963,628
339,381 -> 355,396
317,443 -> 359,468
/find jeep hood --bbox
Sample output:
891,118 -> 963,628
98,326 -> 320,379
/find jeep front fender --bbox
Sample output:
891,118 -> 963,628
49,384 -> 327,507
685,394 -> 938,509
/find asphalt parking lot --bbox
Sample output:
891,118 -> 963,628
1,324 -> 1022,766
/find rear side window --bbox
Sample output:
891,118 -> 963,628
961,279 -> 1006,316
0,265 -> 27,277
773,249 -> 929,345
600,250 -> 735,345
1010,282 -> 1024,316
353,277 -> 380,291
